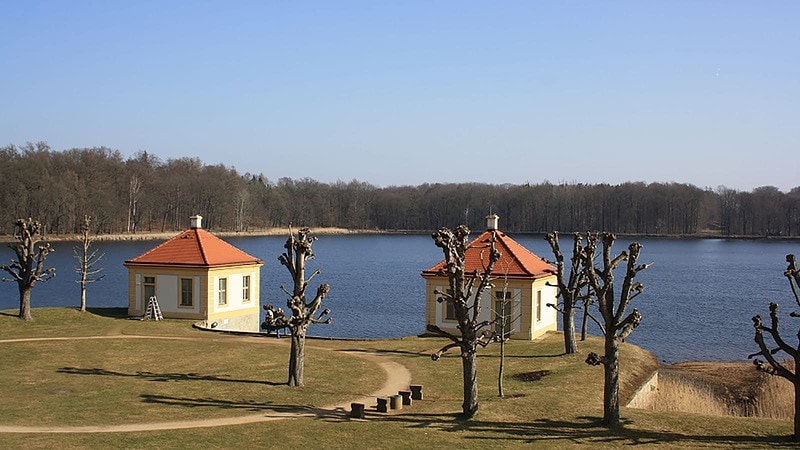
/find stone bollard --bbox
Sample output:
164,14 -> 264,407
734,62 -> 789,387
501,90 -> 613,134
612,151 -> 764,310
376,397 -> 389,413
350,402 -> 365,419
389,394 -> 403,410
410,384 -> 423,400
399,390 -> 412,406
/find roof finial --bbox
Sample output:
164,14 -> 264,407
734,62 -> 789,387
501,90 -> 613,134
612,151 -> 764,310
190,215 -> 203,229
486,214 -> 499,231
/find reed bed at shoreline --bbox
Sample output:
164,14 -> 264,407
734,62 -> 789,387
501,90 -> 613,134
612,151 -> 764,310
648,373 -> 740,417
649,365 -> 794,421
755,367 -> 794,421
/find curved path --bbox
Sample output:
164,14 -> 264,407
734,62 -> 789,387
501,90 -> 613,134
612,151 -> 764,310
0,335 -> 412,433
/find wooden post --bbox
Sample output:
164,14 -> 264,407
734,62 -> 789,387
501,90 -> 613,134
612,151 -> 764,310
376,397 -> 389,413
350,402 -> 365,419
410,384 -> 423,400
399,390 -> 412,406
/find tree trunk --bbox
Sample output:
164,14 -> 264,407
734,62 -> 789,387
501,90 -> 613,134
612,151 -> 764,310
603,336 -> 621,428
288,331 -> 305,387
581,303 -> 589,341
462,349 -> 479,418
794,375 -> 800,442
564,301 -> 577,354
80,282 -> 87,312
498,337 -> 505,398
19,286 -> 32,321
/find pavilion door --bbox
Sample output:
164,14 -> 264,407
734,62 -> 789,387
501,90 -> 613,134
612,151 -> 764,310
143,276 -> 156,303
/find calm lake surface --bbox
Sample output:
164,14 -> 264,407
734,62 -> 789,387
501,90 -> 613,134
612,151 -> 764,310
1,233 -> 797,363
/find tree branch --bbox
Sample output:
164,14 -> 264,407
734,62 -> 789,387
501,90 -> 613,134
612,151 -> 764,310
431,342 -> 461,361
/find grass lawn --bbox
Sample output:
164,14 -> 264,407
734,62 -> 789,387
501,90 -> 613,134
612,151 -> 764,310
0,308 -> 795,449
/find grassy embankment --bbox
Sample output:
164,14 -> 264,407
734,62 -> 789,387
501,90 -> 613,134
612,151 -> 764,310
0,308 -> 795,449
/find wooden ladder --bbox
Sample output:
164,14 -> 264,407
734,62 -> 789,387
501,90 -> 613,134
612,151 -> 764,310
143,296 -> 164,320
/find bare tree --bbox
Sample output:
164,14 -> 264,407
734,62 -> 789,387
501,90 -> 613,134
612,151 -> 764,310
1,218 -> 56,321
234,188 -> 250,232
73,215 -> 105,312
127,174 -> 142,233
750,254 -> 800,441
261,227 -> 331,387
582,232 -> 648,428
426,225 -> 501,418
544,231 -> 589,354
494,269 -> 522,398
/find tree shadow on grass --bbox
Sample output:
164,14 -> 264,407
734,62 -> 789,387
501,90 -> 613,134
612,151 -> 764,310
339,348 -> 431,357
140,394 -> 348,418
480,353 -> 568,359
376,413 -> 796,447
0,311 -> 18,318
85,307 -> 130,319
57,367 -> 284,386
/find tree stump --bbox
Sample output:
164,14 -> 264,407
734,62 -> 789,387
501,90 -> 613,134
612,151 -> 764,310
410,384 -> 423,400
350,402 -> 365,419
399,390 -> 412,406
376,397 -> 389,413
390,394 -> 403,410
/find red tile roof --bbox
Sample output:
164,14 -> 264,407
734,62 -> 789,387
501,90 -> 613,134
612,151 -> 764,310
422,230 -> 555,280
124,228 -> 264,268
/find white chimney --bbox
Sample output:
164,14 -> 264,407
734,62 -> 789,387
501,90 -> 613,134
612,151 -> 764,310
190,215 -> 203,229
486,214 -> 499,230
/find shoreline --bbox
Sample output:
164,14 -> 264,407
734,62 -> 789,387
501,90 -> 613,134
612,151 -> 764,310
2,227 -> 799,244
0,227 -> 427,243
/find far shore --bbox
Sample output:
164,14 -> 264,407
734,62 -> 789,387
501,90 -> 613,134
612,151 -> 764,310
2,227 -> 799,244
0,227 -> 428,243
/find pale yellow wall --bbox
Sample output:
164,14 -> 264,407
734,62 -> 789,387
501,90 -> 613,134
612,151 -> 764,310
528,275 -> 559,339
127,263 -> 262,323
424,273 -> 559,341
206,265 -> 261,322
424,277 -> 458,335
127,266 -> 209,319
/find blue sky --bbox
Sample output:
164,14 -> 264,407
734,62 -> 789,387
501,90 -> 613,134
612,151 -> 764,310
2,1 -> 798,191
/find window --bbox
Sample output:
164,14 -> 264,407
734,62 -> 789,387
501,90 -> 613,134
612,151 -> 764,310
242,275 -> 251,302
445,301 -> 456,321
536,290 -> 542,322
143,276 -> 156,302
180,278 -> 193,307
495,290 -> 512,300
218,278 -> 227,305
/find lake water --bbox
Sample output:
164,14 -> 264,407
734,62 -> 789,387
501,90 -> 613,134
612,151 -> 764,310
1,233 -> 797,364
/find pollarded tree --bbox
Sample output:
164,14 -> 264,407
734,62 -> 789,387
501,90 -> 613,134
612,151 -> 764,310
426,225 -> 501,418
544,231 -> 589,354
750,254 -> 800,442
73,215 -> 104,312
261,227 -> 331,387
1,218 -> 56,321
582,232 -> 649,428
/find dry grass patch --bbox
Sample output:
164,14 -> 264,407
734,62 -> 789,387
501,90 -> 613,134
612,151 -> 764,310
756,369 -> 794,421
653,361 -> 794,421
648,372 -> 738,417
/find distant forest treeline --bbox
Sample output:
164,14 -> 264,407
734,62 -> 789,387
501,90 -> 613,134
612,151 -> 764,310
2,142 -> 799,237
